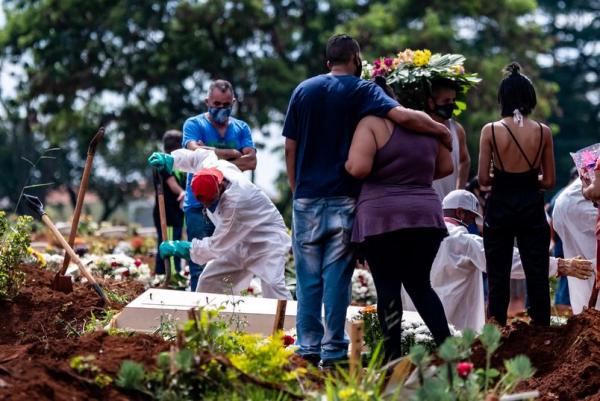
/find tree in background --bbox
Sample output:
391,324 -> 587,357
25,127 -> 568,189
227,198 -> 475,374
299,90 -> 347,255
538,0 -> 600,189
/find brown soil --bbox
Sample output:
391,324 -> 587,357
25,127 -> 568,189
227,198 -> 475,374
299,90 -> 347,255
0,264 -> 168,401
472,309 -> 600,401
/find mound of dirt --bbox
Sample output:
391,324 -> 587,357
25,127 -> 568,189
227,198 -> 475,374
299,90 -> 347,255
0,264 -> 145,344
472,309 -> 600,401
0,264 -> 167,401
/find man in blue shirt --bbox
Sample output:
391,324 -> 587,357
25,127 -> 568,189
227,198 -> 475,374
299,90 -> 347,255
183,79 -> 256,291
282,34 -> 452,368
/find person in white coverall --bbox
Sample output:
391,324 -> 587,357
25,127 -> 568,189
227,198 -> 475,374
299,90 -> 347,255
401,190 -> 593,332
553,178 -> 599,313
148,148 -> 292,300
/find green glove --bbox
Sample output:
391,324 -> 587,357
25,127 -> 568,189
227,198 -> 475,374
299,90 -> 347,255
148,152 -> 174,174
159,240 -> 191,260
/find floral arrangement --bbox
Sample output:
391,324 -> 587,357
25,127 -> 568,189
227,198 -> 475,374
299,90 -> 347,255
362,48 -> 480,114
351,267 -> 377,306
356,305 -> 459,356
571,143 -> 600,183
40,252 -> 156,287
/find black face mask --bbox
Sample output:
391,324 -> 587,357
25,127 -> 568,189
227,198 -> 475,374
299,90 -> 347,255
354,55 -> 363,78
433,103 -> 456,120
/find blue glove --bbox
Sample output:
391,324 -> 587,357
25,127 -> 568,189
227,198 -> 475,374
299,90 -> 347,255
159,240 -> 191,260
148,152 -> 174,174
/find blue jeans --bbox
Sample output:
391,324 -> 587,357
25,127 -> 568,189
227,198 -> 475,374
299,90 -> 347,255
292,196 -> 355,362
554,276 -> 571,306
155,225 -> 183,275
185,207 -> 215,291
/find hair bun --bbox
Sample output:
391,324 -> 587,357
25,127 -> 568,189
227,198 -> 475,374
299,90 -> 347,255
505,62 -> 521,76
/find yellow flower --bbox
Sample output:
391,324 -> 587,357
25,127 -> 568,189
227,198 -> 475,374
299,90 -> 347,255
413,49 -> 432,67
338,388 -> 356,400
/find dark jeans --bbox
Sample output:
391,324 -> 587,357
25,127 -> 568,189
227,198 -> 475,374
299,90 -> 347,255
155,225 -> 183,275
484,223 -> 551,326
363,228 -> 451,361
185,207 -> 215,291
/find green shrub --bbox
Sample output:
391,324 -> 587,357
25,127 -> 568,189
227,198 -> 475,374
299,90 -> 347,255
0,212 -> 33,300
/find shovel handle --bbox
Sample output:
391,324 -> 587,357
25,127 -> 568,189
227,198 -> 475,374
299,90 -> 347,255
154,169 -> 172,286
88,127 -> 105,155
41,214 -> 99,286
61,127 -> 104,274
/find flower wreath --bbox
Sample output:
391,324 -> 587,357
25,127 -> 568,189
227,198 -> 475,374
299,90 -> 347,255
362,49 -> 480,116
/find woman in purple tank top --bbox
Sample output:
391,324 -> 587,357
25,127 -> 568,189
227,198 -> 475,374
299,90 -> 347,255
345,79 -> 454,361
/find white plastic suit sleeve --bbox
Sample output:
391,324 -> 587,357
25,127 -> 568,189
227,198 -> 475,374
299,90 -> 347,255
171,148 -> 219,173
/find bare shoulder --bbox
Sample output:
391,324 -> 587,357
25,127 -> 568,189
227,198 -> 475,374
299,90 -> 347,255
538,122 -> 552,137
357,115 -> 388,130
480,122 -> 494,137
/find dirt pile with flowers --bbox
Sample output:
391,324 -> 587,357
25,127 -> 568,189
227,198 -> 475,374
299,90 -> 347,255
471,309 -> 600,401
0,263 -> 168,401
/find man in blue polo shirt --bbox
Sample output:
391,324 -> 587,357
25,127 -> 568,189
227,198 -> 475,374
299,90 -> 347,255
283,34 -> 452,368
183,79 -> 256,291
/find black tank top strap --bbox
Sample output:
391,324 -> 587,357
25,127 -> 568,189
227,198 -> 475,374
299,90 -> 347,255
531,121 -> 544,168
500,122 -> 535,170
491,123 -> 505,171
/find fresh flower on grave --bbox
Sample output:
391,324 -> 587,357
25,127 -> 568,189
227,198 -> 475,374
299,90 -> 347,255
282,334 -> 295,347
351,268 -> 377,305
25,246 -> 47,268
456,361 -> 474,378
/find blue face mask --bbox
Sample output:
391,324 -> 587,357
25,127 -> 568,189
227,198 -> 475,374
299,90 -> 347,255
208,106 -> 232,125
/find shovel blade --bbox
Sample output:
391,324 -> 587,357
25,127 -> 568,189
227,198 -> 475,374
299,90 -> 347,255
92,283 -> 108,305
51,274 -> 73,294
23,194 -> 45,219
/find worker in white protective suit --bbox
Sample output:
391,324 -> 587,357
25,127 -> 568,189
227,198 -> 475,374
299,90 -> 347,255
553,178 -> 599,313
401,190 -> 593,332
148,148 -> 292,300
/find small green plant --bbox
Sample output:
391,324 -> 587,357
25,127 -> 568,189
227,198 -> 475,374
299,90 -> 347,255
116,360 -> 146,392
94,373 -> 113,388
70,354 -> 113,388
322,344 -> 389,401
154,312 -> 178,341
228,332 -> 306,385
0,212 -> 33,300
183,306 -> 241,354
410,324 -> 535,401
356,306 -> 383,354
82,309 -> 119,334
105,289 -> 129,305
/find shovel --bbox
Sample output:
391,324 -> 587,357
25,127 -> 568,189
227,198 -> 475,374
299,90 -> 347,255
154,169 -> 172,287
53,127 -> 105,293
24,194 -> 107,304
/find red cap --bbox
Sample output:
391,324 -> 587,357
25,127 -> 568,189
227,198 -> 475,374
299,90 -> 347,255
191,168 -> 224,204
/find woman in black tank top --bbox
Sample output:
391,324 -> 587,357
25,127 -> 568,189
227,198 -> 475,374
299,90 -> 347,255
477,63 -> 556,326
